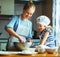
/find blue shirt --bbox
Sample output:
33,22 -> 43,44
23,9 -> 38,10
6,16 -> 32,38
39,28 -> 55,47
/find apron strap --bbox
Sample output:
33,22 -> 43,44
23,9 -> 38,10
13,16 -> 19,31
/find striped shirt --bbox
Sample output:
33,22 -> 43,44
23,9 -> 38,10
39,28 -> 55,47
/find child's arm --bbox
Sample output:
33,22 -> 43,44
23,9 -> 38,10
40,32 -> 49,45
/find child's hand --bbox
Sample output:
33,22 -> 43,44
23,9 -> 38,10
26,38 -> 32,42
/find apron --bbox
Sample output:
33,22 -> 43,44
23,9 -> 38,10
8,19 -> 32,49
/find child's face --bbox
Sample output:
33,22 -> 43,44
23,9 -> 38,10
23,7 -> 35,19
37,23 -> 45,32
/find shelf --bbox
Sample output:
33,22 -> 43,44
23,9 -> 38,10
0,15 -> 13,20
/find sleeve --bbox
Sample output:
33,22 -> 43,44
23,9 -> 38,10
45,28 -> 52,33
5,16 -> 18,29
28,22 -> 32,38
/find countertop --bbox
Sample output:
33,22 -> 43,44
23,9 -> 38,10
0,53 -> 59,57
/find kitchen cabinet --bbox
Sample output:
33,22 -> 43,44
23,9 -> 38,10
0,0 -> 14,15
0,38 -> 8,51
0,43 -> 7,51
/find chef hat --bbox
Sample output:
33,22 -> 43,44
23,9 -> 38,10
36,15 -> 50,26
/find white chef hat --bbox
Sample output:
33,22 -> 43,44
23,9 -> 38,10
36,15 -> 50,26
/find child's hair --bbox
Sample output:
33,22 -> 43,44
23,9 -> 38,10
23,0 -> 36,10
45,25 -> 53,30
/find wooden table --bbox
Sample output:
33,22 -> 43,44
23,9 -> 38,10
0,53 -> 59,57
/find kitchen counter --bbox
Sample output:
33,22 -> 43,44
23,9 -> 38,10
0,53 -> 59,57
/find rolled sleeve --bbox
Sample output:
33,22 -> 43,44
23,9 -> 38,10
5,16 -> 18,29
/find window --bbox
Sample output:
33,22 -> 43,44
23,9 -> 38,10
52,0 -> 60,46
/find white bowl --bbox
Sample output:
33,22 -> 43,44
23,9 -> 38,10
14,42 -> 32,50
35,45 -> 47,53
46,47 -> 58,54
28,48 -> 36,52
21,48 -> 36,54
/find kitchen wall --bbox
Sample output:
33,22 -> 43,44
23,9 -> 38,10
0,0 -> 14,15
42,0 -> 52,25
0,19 -> 10,38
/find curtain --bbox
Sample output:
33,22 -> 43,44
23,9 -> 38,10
52,0 -> 60,46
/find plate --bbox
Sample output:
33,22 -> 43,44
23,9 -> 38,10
0,51 -> 22,55
19,48 -> 37,55
20,52 -> 37,55
0,51 -> 37,55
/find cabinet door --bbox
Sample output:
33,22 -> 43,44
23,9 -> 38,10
0,43 -> 7,51
0,0 -> 14,15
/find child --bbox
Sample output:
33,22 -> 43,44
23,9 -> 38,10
36,15 -> 55,47
5,0 -> 36,51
